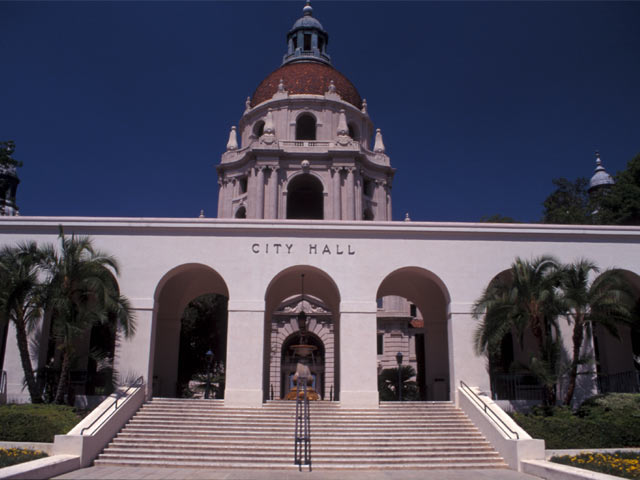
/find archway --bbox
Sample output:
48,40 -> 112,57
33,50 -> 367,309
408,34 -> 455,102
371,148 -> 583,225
152,264 -> 229,398
593,269 -> 640,393
264,265 -> 340,401
479,268 -> 545,402
376,267 -> 450,401
286,174 -> 324,219
280,331 -> 327,399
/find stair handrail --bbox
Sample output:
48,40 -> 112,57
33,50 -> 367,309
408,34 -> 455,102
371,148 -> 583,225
80,375 -> 144,435
460,380 -> 519,440
294,375 -> 312,471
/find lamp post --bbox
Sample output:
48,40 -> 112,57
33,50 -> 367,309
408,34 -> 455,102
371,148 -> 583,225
205,349 -> 214,399
396,351 -> 403,401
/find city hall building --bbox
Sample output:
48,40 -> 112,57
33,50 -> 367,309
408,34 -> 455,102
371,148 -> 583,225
1,3 -> 639,410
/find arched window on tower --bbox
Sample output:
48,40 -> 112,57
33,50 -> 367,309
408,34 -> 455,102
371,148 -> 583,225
348,123 -> 359,141
287,174 -> 323,219
296,113 -> 316,141
235,206 -> 246,218
253,120 -> 265,138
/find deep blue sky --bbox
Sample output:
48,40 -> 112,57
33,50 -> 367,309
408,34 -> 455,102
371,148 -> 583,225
2,1 -> 639,222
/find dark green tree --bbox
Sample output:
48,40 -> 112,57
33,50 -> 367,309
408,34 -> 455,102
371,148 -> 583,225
42,230 -> 135,404
177,293 -> 227,397
559,262 -> 636,405
541,178 -> 592,225
599,153 -> 640,226
473,256 -> 564,405
378,365 -> 419,401
0,242 -> 46,403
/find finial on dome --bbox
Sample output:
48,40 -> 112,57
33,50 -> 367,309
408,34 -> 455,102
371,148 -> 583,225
278,79 -> 285,92
361,99 -> 368,114
328,80 -> 336,93
226,126 -> 238,151
404,213 -> 411,222
374,128 -> 386,153
199,209 -> 205,218
595,150 -> 602,166
245,96 -> 251,112
303,0 -> 313,16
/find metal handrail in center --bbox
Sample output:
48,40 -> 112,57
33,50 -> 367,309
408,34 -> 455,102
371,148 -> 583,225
294,376 -> 312,471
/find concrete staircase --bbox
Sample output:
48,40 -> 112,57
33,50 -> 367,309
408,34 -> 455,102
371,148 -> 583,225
94,398 -> 507,470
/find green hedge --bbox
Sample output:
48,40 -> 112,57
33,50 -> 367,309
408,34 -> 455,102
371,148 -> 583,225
513,393 -> 640,449
0,404 -> 81,443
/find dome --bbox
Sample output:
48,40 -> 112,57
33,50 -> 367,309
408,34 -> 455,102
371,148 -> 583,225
251,62 -> 362,109
589,153 -> 614,192
291,15 -> 324,31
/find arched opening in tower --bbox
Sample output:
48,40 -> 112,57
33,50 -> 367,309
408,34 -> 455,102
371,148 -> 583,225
287,174 -> 323,220
296,113 -> 317,141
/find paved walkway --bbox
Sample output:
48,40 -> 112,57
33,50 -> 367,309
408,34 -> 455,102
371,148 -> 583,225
54,466 -> 541,479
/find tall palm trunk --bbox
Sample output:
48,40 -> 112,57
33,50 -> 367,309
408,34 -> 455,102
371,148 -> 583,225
564,320 -> 585,405
14,316 -> 42,403
54,348 -> 71,405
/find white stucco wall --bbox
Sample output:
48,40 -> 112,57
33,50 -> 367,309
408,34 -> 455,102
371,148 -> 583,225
1,217 -> 638,406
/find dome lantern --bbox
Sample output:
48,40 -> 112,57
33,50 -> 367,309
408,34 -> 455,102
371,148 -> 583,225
283,1 -> 331,66
588,151 -> 615,194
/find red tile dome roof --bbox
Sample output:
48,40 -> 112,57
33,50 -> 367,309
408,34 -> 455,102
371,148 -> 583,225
251,62 -> 362,109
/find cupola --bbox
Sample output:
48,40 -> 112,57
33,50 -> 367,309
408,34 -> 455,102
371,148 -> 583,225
283,1 -> 330,66
588,151 -> 615,194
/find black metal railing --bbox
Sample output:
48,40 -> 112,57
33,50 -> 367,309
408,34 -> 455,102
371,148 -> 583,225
598,370 -> 640,394
294,376 -> 311,471
490,373 -> 545,401
460,380 -> 519,440
80,376 -> 144,435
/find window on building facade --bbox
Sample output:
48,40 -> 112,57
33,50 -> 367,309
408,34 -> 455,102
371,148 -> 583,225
253,120 -> 265,138
296,113 -> 316,140
410,304 -> 417,318
377,333 -> 384,355
238,176 -> 248,195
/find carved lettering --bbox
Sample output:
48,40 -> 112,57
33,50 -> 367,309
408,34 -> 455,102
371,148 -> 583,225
252,243 -> 260,254
348,244 -> 356,255
274,243 -> 281,254
250,242 -> 355,256
309,244 -> 317,254
322,244 -> 331,255
336,244 -> 344,255
286,243 -> 293,254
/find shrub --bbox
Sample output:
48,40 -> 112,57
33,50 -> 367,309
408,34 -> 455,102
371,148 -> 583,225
512,393 -> 640,449
0,404 -> 80,443
0,448 -> 48,468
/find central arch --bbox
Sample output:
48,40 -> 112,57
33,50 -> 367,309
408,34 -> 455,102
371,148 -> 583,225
263,265 -> 341,401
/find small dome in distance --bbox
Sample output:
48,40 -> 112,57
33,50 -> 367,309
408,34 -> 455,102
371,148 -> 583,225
588,151 -> 615,193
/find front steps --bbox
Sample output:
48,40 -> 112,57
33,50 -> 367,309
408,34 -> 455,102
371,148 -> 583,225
94,399 -> 507,470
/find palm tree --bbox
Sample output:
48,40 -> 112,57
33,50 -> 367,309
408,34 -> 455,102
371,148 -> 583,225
0,242 -> 45,403
473,256 -> 564,405
559,261 -> 636,405
43,230 -> 135,405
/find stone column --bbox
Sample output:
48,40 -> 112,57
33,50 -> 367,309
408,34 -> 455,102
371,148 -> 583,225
331,167 -> 341,220
339,301 -> 379,408
354,169 -> 362,221
217,178 -> 225,218
225,300 -> 265,407
267,167 -> 279,219
255,167 -> 265,219
114,304 -> 155,398
345,168 -> 356,220
448,304 -> 490,405
386,182 -> 392,221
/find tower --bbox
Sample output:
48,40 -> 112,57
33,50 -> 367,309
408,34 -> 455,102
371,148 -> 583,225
0,141 -> 20,217
216,2 -> 394,221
